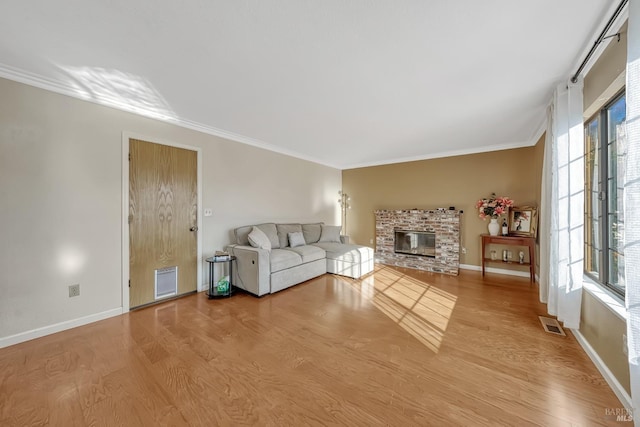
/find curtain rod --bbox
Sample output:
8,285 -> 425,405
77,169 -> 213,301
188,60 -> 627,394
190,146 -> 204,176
570,0 -> 628,83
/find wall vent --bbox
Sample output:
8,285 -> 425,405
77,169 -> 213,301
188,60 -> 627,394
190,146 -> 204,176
155,266 -> 178,300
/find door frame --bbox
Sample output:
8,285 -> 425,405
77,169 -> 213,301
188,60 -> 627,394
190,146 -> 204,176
121,132 -> 203,313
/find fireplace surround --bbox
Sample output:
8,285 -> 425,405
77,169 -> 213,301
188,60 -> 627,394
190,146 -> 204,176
375,209 -> 460,275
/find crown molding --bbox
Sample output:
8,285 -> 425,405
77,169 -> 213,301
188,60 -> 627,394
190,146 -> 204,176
0,62 -> 544,171
341,140 -> 536,170
528,111 -> 548,146
0,63 -> 342,170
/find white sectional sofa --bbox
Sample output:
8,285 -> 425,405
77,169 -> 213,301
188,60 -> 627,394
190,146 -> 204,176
227,222 -> 374,296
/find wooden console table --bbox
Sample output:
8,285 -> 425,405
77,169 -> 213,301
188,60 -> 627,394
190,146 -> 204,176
481,234 -> 535,282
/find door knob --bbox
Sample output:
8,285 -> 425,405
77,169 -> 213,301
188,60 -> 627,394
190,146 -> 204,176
190,226 -> 198,232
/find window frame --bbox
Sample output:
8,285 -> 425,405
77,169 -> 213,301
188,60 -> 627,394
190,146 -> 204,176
584,89 -> 626,298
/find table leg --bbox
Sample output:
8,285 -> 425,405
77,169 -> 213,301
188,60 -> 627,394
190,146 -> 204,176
229,259 -> 233,295
481,239 -> 486,276
208,262 -> 214,298
529,240 -> 535,283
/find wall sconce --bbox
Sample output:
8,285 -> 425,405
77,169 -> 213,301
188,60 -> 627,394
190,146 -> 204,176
338,190 -> 351,235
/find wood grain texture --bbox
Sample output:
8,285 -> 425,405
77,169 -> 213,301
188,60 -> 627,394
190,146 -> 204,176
129,139 -> 197,308
0,266 -> 624,426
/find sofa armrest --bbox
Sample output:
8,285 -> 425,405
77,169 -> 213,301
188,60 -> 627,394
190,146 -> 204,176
340,235 -> 350,244
227,244 -> 271,296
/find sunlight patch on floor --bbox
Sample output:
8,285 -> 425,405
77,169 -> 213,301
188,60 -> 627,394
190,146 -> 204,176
351,265 -> 457,353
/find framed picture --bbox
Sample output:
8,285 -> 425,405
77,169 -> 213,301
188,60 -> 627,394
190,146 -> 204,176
509,206 -> 538,238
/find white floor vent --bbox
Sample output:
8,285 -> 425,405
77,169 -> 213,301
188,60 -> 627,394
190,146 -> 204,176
538,316 -> 566,336
155,266 -> 178,300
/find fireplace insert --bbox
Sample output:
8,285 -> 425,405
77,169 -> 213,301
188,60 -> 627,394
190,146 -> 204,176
394,230 -> 435,258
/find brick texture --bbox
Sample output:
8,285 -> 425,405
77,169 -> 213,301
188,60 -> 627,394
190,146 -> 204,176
375,209 -> 460,275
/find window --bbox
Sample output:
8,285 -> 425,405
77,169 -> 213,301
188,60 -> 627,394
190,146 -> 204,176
584,92 -> 626,296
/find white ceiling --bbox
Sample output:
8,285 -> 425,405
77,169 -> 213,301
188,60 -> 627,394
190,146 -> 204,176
0,1 -> 616,169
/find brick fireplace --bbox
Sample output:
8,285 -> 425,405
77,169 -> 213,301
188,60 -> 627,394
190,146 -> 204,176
375,209 -> 460,275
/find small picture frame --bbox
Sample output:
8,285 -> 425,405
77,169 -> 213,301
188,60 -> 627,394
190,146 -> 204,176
509,206 -> 538,238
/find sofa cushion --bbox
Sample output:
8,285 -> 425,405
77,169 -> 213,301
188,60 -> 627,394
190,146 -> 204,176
276,223 -> 302,248
302,223 -> 323,244
283,245 -> 326,264
312,242 -> 373,263
319,225 -> 342,243
248,226 -> 271,250
235,223 -> 280,248
233,225 -> 254,245
258,223 -> 280,249
288,231 -> 306,248
270,249 -> 303,273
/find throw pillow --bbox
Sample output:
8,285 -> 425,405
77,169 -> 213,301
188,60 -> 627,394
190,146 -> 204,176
319,225 -> 342,243
248,226 -> 272,250
256,223 -> 280,248
288,231 -> 306,248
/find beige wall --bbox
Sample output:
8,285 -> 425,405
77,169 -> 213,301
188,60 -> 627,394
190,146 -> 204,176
581,291 -> 630,394
342,145 -> 542,269
533,135 -> 545,212
0,77 -> 341,341
578,19 -> 629,396
584,22 -> 627,118
341,23 -> 629,396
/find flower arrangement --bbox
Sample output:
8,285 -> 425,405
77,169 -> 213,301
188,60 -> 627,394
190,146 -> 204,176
475,193 -> 513,220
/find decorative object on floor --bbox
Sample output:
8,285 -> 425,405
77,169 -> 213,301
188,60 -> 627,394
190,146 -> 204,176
475,193 -> 513,236
538,316 -> 566,336
509,206 -> 538,238
519,251 -> 525,264
338,190 -> 351,235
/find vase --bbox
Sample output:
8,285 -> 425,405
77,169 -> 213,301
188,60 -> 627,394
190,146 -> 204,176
488,218 -> 500,236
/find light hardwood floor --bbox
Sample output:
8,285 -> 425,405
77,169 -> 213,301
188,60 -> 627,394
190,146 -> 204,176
0,265 -> 624,426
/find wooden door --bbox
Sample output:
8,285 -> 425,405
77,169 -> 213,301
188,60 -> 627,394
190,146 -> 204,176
129,139 -> 198,308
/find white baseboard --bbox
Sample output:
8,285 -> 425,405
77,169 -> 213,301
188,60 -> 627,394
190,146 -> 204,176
460,263 -> 532,279
0,307 -> 123,349
572,329 -> 632,410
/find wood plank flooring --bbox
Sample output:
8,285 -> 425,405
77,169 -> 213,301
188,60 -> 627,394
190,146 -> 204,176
0,265 -> 625,426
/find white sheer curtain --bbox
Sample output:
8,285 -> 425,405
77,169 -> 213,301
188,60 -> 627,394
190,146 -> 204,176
539,79 -> 584,330
539,106 -> 553,305
625,0 -> 640,422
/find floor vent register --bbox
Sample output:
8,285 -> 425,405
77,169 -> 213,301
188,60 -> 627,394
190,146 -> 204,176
538,316 -> 566,336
